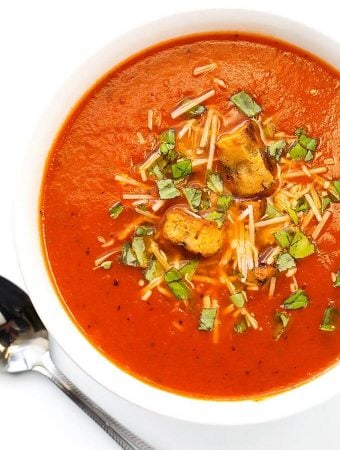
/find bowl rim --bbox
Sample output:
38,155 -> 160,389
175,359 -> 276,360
15,8 -> 340,426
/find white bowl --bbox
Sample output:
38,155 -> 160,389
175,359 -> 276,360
15,9 -> 340,425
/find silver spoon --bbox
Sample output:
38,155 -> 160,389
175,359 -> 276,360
0,275 -> 153,450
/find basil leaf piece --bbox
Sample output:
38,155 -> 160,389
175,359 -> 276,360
198,307 -> 217,331
121,243 -> 139,267
217,194 -> 233,212
289,230 -> 315,259
275,252 -> 296,272
204,210 -> 225,228
286,207 -> 299,225
274,311 -> 290,340
282,289 -> 309,310
289,142 -> 308,160
171,158 -> 192,179
230,91 -> 261,117
329,180 -> 340,202
131,236 -> 148,268
157,179 -> 181,200
164,268 -> 190,300
290,128 -> 318,161
199,190 -> 211,210
159,129 -> 176,161
234,318 -> 248,334
298,132 -> 318,151
267,141 -> 286,161
265,203 -> 282,219
109,201 -> 124,219
135,226 -> 155,236
321,197 -> 331,213
230,292 -> 245,308
295,197 -> 310,212
273,230 -> 292,248
183,187 -> 202,211
179,259 -> 199,280
320,306 -> 337,331
334,272 -> 340,288
207,171 -> 223,193
144,258 -> 163,282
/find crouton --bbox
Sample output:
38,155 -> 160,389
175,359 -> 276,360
216,121 -> 274,197
254,265 -> 276,284
162,208 -> 223,256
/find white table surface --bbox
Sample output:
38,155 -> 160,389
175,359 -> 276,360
0,1 -> 339,449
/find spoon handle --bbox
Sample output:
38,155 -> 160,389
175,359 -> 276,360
33,352 -> 154,450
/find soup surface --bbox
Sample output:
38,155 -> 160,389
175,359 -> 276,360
41,33 -> 340,399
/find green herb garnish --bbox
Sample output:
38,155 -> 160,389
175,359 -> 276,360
267,141 -> 286,161
207,171 -> 223,193
144,258 -> 163,282
275,252 -> 296,272
230,91 -> 261,117
216,194 -> 233,212
330,180 -> 340,202
171,158 -> 192,179
295,197 -> 310,212
131,237 -> 148,268
265,203 -> 282,219
183,187 -> 202,211
157,179 -> 181,200
164,268 -> 190,300
204,210 -> 225,228
109,201 -> 123,219
230,292 -> 245,308
286,207 -> 299,225
159,129 -> 176,161
289,128 -> 318,161
179,259 -> 199,280
273,230 -> 292,248
234,318 -> 248,334
274,311 -> 290,340
121,243 -> 139,267
320,306 -> 337,331
289,230 -> 315,259
198,307 -> 217,331
135,226 -> 155,236
321,197 -> 331,213
282,289 -> 309,310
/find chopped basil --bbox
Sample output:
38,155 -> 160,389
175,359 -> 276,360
171,158 -> 192,179
230,292 -> 245,308
265,203 -> 282,219
230,91 -> 261,117
275,252 -> 296,272
149,158 -> 168,180
159,129 -> 176,161
131,236 -> 148,267
267,141 -> 286,161
282,289 -> 309,310
217,194 -> 233,212
273,230 -> 292,248
135,226 -> 155,236
234,318 -> 248,334
157,179 -> 181,200
320,306 -> 337,331
179,259 -> 199,280
330,180 -> 340,202
183,187 -> 202,211
121,243 -> 139,267
144,257 -> 163,282
204,210 -> 225,228
207,171 -> 223,193
321,197 -> 331,213
295,197 -> 310,212
100,261 -> 112,270
179,99 -> 207,119
274,311 -> 290,340
109,201 -> 123,219
164,268 -> 190,300
289,128 -> 318,161
289,230 -> 315,259
198,307 -> 217,331
334,272 -> 340,288
286,207 -> 299,225
199,190 -> 211,210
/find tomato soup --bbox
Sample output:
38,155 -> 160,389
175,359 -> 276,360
40,34 -> 340,399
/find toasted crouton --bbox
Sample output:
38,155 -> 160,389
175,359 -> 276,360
216,121 -> 274,197
162,208 -> 223,256
254,265 -> 276,284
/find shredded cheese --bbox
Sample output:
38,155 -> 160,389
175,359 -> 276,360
150,241 -> 170,270
268,277 -> 276,299
134,208 -> 160,221
122,194 -> 154,200
254,215 -> 290,228
193,63 -> 217,76
312,210 -> 332,240
304,193 -> 322,222
147,109 -> 153,131
114,174 -> 150,189
283,167 -> 328,179
213,78 -> 227,88
206,115 -> 218,171
171,89 -> 215,119
200,108 -> 214,148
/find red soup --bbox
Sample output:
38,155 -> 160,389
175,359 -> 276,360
40,33 -> 340,399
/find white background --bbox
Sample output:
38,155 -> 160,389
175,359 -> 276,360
0,1 -> 339,449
